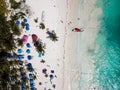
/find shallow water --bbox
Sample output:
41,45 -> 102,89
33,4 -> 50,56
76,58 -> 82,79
70,0 -> 120,90
92,0 -> 120,89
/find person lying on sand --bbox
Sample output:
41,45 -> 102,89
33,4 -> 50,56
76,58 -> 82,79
72,28 -> 84,32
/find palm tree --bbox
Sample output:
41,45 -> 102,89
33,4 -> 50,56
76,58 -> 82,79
46,30 -> 58,42
49,33 -> 58,41
10,0 -> 21,10
34,41 -> 45,55
39,22 -> 45,29
17,38 -> 24,47
10,12 -> 26,21
0,1 -> 37,90
0,0 -> 9,16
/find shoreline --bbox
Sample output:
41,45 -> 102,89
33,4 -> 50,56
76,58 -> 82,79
64,0 -> 102,90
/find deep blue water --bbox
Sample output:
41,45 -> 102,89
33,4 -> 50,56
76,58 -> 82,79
92,0 -> 120,89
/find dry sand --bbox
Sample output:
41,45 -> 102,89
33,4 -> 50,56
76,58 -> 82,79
17,0 -> 102,90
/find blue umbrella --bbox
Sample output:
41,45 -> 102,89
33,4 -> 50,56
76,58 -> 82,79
27,63 -> 32,67
22,83 -> 25,88
27,55 -> 32,60
26,49 -> 30,54
16,21 -> 20,25
18,49 -> 22,54
25,23 -> 30,27
30,83 -> 34,87
50,74 -> 54,80
23,18 -> 27,22
30,79 -> 34,84
29,74 -> 33,79
7,53 -> 13,58
38,53 -> 42,58
26,26 -> 30,31
19,61 -> 23,65
26,43 -> 31,48
31,87 -> 35,90
18,55 -> 24,60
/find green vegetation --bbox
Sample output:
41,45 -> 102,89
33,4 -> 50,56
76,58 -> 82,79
34,41 -> 46,55
0,0 -> 36,90
0,0 -> 9,15
34,18 -> 38,23
39,22 -> 45,29
47,31 -> 58,42
49,33 -> 58,41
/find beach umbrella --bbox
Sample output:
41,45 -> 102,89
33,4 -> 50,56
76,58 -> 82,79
30,79 -> 34,84
22,84 -> 25,88
51,70 -> 54,73
23,18 -> 27,23
27,55 -> 32,60
31,87 -> 35,90
39,82 -> 42,85
38,53 -> 42,58
18,49 -> 22,54
16,21 -> 20,25
25,23 -> 30,27
52,84 -> 56,89
18,55 -> 24,60
26,43 -> 31,48
26,49 -> 30,54
7,53 -> 13,58
25,26 -> 30,31
27,63 -> 32,67
22,35 -> 28,43
29,74 -> 33,79
42,68 -> 47,74
50,74 -> 54,80
32,34 -> 38,41
19,61 -> 23,65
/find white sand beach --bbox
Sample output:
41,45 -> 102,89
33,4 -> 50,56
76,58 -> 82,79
18,0 -> 102,90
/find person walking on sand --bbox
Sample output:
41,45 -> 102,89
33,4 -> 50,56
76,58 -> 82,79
72,28 -> 84,32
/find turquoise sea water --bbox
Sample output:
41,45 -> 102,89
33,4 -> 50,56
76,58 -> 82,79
92,0 -> 120,89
